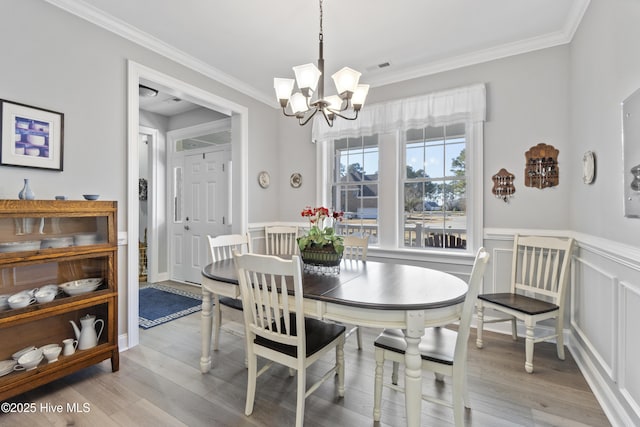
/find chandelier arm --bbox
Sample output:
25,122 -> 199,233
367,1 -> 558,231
321,109 -> 334,127
281,107 -> 300,118
298,107 -> 320,126
331,109 -> 359,121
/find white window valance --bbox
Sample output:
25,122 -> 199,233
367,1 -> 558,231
312,83 -> 486,142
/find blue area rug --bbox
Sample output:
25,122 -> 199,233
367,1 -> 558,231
139,283 -> 203,329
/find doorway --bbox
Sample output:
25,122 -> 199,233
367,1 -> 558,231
127,60 -> 248,349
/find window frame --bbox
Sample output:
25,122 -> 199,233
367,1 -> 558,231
318,120 -> 483,260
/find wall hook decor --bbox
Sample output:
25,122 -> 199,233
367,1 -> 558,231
492,168 -> 515,202
524,143 -> 559,189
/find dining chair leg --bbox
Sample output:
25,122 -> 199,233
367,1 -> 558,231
200,289 -> 213,373
245,351 -> 257,416
295,368 -> 306,427
356,327 -> 363,349
476,302 -> 485,348
511,317 -> 518,340
213,294 -> 221,351
525,318 -> 535,373
391,361 -> 399,385
373,347 -> 384,422
337,338 -> 345,397
556,317 -> 566,360
452,365 -> 465,427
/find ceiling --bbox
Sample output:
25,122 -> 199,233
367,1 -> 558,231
47,0 -> 590,113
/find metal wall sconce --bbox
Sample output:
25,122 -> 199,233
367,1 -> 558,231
492,168 -> 515,202
524,143 -> 559,189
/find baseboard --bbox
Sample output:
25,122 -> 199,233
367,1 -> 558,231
569,333 -> 634,427
118,333 -> 129,351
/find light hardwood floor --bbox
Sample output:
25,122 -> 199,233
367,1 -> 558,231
1,294 -> 610,426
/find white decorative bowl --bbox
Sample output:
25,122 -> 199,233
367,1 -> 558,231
43,346 -> 62,363
0,241 -> 41,253
17,349 -> 43,371
0,359 -> 17,377
12,346 -> 37,361
41,236 -> 74,248
35,288 -> 56,303
59,278 -> 103,296
8,293 -> 35,309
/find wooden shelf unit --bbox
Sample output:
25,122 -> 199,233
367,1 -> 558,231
0,200 -> 118,401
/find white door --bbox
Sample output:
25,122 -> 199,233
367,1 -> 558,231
172,149 -> 230,284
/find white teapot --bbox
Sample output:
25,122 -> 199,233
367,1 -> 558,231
70,314 -> 104,350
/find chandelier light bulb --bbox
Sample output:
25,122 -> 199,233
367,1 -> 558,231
352,84 -> 370,109
331,67 -> 361,97
292,63 -> 322,93
290,92 -> 309,115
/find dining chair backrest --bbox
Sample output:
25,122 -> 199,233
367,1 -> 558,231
343,234 -> 369,261
264,226 -> 299,256
233,252 -> 305,352
510,234 -> 573,304
208,233 -> 252,263
455,247 -> 490,364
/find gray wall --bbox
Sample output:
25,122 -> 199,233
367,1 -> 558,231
276,45 -> 572,230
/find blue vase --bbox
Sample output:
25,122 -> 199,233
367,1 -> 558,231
18,179 -> 35,200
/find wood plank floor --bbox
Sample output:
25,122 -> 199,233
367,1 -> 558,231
0,292 -> 611,426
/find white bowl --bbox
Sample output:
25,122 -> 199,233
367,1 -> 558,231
39,284 -> 59,294
12,346 -> 37,361
8,293 -> 35,309
0,294 -> 10,311
43,346 -> 62,363
17,349 -> 43,371
40,236 -> 74,248
0,240 -> 41,253
35,289 -> 56,303
59,278 -> 103,296
0,359 -> 17,377
73,233 -> 99,245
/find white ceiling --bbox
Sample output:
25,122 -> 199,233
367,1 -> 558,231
47,0 -> 589,111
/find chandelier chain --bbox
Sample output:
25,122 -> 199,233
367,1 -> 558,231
319,0 -> 323,42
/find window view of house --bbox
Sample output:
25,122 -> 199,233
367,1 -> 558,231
332,135 -> 379,243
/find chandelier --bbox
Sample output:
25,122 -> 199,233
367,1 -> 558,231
273,0 -> 369,127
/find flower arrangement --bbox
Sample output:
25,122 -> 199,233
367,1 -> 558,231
297,206 -> 344,254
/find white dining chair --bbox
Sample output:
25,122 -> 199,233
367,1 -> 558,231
264,225 -> 299,256
373,247 -> 490,427
205,233 -> 252,353
341,234 -> 369,349
476,234 -> 574,373
233,252 -> 345,427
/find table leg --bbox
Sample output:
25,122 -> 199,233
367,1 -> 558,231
200,288 -> 213,373
404,310 -> 425,427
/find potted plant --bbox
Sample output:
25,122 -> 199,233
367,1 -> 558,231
297,206 -> 344,268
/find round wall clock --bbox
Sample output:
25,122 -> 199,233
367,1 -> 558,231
290,172 -> 302,188
258,171 -> 270,189
582,151 -> 596,184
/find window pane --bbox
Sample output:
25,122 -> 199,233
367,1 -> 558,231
332,136 -> 379,244
403,123 -> 467,250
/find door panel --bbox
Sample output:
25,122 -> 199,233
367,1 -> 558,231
172,149 -> 230,284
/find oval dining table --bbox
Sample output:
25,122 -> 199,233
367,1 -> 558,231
200,257 -> 468,427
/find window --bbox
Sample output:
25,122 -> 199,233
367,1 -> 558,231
316,84 -> 485,255
331,135 -> 379,244
404,123 -> 467,250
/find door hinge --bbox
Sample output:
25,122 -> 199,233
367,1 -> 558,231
222,216 -> 225,225
222,163 -> 225,172
202,153 -> 205,159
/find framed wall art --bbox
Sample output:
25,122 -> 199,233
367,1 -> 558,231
0,99 -> 64,171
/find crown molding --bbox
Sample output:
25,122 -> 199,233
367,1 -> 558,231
43,0 -> 275,107
44,0 -> 590,109
368,0 -> 591,89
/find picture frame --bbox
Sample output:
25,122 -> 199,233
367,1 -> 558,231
0,99 -> 64,171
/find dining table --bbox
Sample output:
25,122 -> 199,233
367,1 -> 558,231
200,257 -> 468,427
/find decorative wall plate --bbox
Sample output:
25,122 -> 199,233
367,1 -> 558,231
290,172 -> 302,188
582,151 -> 596,184
258,171 -> 270,189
